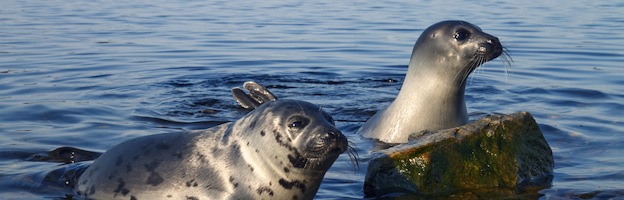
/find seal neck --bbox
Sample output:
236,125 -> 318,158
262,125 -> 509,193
390,55 -> 469,131
402,58 -> 468,99
397,68 -> 467,115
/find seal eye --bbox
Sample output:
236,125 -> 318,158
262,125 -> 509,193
454,29 -> 470,41
290,121 -> 304,129
288,116 -> 309,131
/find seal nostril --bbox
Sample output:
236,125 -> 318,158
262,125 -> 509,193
489,37 -> 501,46
326,131 -> 345,141
479,46 -> 487,52
327,131 -> 337,138
478,43 -> 492,53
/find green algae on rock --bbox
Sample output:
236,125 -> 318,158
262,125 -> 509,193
364,112 -> 553,198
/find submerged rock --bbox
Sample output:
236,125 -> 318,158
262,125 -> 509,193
364,112 -> 553,198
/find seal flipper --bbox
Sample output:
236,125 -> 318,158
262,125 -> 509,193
26,146 -> 102,164
243,81 -> 277,103
232,87 -> 261,109
232,81 -> 278,109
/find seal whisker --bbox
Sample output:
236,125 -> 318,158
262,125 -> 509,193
477,56 -> 488,77
454,58 -> 473,86
456,64 -> 469,87
502,46 -> 513,63
478,57 -> 488,77
452,64 -> 465,85
346,142 -> 360,171
468,55 -> 487,85
295,101 -> 304,113
500,47 -> 514,81
458,55 -> 480,87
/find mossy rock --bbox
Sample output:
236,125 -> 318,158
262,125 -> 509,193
364,112 -> 553,198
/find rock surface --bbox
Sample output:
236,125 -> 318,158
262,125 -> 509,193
364,112 -> 553,198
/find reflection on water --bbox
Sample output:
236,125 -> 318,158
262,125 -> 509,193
1,0 -> 623,199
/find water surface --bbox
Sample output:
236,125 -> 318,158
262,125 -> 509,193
1,0 -> 623,199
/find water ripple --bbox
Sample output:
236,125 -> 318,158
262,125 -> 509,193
1,0 -> 624,199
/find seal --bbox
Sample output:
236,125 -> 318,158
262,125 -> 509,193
75,99 -> 348,200
357,20 -> 505,143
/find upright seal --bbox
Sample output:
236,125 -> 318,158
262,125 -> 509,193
75,99 -> 348,200
358,20 -> 504,143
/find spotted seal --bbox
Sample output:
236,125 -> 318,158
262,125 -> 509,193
358,20 -> 506,143
75,99 -> 348,200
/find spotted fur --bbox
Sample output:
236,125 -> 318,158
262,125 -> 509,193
75,100 -> 347,200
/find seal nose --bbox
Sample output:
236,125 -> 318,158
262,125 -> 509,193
324,129 -> 347,151
327,129 -> 346,139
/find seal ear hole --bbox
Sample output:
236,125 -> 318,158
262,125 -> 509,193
454,29 -> 470,41
288,116 -> 310,131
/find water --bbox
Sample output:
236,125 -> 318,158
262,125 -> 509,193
1,0 -> 623,199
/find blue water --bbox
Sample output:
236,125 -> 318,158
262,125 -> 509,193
1,0 -> 623,199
